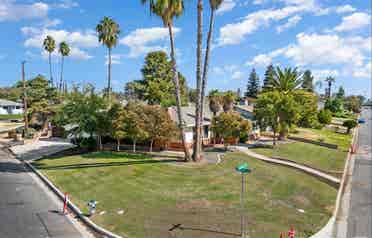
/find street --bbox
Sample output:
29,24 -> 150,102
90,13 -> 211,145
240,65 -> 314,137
0,146 -> 85,238
347,106 -> 372,238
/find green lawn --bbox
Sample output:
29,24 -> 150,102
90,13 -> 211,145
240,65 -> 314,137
34,151 -> 337,238
252,142 -> 347,173
292,127 -> 352,151
0,114 -> 23,120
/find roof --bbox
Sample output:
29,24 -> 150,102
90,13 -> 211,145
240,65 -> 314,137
234,105 -> 254,113
0,99 -> 22,107
169,103 -> 214,127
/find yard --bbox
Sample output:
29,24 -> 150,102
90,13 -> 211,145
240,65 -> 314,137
252,142 -> 347,173
291,127 -> 352,151
34,151 -> 337,238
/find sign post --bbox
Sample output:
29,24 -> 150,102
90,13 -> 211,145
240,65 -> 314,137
235,163 -> 252,238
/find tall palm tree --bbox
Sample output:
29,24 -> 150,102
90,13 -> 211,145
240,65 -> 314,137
193,0 -> 203,161
271,67 -> 303,94
58,42 -> 70,92
208,90 -> 223,116
43,35 -> 56,87
194,0 -> 224,161
96,17 -> 120,102
141,0 -> 191,161
325,76 -> 335,98
222,91 -> 236,112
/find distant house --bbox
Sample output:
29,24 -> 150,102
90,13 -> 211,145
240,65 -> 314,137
167,104 -> 214,146
0,99 -> 23,115
234,104 -> 254,121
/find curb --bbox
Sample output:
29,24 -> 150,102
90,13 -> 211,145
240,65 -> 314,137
24,160 -> 125,238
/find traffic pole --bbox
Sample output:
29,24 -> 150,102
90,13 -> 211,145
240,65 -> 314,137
63,193 -> 69,215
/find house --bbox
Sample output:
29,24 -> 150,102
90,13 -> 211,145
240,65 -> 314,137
234,104 -> 254,121
167,104 -> 214,146
0,99 -> 23,115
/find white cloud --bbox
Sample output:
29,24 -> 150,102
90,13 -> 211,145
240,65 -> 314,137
353,62 -> 372,78
0,1 -> 49,21
335,5 -> 356,14
334,12 -> 370,32
211,65 -> 239,75
41,46 -> 92,60
246,54 -> 273,67
216,0 -> 236,15
120,27 -> 180,58
22,26 -> 97,60
42,18 -> 62,28
232,71 -> 244,80
216,2 -> 317,46
53,0 -> 79,9
312,69 -> 339,80
105,54 -> 122,65
276,15 -> 302,33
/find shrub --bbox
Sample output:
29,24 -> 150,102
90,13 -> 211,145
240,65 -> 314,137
78,137 -> 97,151
343,120 -> 358,134
317,109 -> 332,125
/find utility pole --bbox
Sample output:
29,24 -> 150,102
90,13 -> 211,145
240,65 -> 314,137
22,61 -> 29,136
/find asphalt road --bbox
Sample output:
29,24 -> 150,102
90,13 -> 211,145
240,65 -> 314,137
347,107 -> 372,238
0,146 -> 84,238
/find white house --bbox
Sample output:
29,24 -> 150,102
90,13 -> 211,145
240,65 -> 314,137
0,99 -> 23,115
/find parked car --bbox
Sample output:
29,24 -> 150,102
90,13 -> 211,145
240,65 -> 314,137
358,118 -> 366,124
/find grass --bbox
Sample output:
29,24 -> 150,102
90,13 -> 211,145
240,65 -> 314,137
291,127 -> 352,151
252,142 -> 348,173
0,114 -> 23,120
34,151 -> 337,238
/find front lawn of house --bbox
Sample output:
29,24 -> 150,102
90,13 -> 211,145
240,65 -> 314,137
34,151 -> 337,238
252,142 -> 348,173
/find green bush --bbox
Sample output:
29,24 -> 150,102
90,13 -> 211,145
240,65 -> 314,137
317,109 -> 332,125
78,137 -> 97,151
343,120 -> 358,134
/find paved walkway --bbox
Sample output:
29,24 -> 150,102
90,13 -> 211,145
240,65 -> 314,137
232,145 -> 340,186
10,138 -> 75,161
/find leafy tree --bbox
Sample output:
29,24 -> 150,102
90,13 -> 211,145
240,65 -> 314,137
325,76 -> 335,98
58,42 -> 70,92
208,90 -> 223,116
0,87 -> 22,102
123,103 -> 148,152
43,35 -> 56,86
343,119 -> 358,134
211,112 -> 251,148
262,64 -> 274,91
223,91 -> 237,112
254,91 -> 281,146
141,0 -> 191,160
302,70 -> 314,92
96,16 -> 120,101
112,107 -> 127,151
324,98 -> 343,113
142,105 -> 176,152
336,86 -> 345,99
124,80 -> 145,101
16,75 -> 58,128
245,68 -> 260,98
135,51 -> 188,106
344,95 -> 362,113
295,90 -> 318,128
317,109 -> 332,125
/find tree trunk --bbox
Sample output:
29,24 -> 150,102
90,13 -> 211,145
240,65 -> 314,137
150,139 -> 154,153
133,140 -> 136,153
59,56 -> 64,92
273,131 -> 276,147
200,7 -> 215,148
98,135 -> 103,151
193,0 -> 203,162
49,53 -> 53,87
168,23 -> 191,162
107,47 -> 112,102
117,139 -> 120,152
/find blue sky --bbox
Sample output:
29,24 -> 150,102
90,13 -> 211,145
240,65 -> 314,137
0,0 -> 371,98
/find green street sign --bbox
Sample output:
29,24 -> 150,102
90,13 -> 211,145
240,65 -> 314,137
235,163 -> 252,174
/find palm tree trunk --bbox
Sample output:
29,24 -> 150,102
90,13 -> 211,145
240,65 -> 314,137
108,47 -> 112,102
59,56 -> 64,92
193,0 -> 203,162
168,23 -> 191,162
200,7 -> 215,147
117,139 -> 120,151
49,53 -> 53,87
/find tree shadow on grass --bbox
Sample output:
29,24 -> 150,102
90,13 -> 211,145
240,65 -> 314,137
34,159 -> 181,170
169,224 -> 240,237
